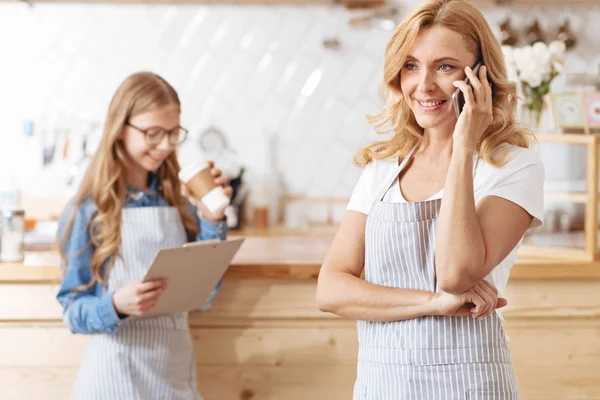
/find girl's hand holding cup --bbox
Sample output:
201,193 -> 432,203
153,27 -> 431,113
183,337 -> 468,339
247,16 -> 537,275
180,160 -> 233,222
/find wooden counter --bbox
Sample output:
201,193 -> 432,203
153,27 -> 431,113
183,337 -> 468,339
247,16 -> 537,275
1,233 -> 600,399
3,235 -> 600,284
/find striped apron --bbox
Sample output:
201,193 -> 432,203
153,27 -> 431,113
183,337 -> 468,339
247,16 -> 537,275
353,146 -> 519,400
71,207 -> 202,400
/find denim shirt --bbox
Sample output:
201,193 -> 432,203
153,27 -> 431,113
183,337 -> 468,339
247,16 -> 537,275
56,177 -> 227,335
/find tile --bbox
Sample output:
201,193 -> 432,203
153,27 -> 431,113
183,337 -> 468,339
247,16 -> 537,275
335,56 -> 378,104
240,9 -> 280,56
274,55 -> 319,103
334,98 -> 378,153
1,3 -> 597,198
243,53 -> 287,102
307,141 -> 354,195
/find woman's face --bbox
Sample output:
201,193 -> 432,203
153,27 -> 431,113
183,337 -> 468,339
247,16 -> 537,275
400,25 -> 478,130
121,105 -> 180,173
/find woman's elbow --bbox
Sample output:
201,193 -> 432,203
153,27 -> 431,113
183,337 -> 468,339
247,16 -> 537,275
437,269 -> 474,294
316,284 -> 334,313
316,293 -> 334,313
316,272 -> 341,313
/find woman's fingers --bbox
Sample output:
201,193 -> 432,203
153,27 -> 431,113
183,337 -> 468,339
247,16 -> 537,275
464,66 -> 484,104
452,80 -> 475,108
473,283 -> 494,319
479,65 -> 492,106
465,290 -> 486,315
496,297 -> 508,309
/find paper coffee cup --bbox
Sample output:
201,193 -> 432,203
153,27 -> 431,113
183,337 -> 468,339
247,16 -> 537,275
179,160 -> 230,214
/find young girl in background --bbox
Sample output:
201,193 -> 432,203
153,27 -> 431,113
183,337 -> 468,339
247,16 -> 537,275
56,71 -> 232,400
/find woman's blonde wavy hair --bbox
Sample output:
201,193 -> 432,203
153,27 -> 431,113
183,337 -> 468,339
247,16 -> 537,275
355,0 -> 533,167
59,71 -> 198,292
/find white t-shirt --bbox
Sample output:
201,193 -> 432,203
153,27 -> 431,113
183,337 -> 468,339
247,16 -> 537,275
347,144 -> 545,308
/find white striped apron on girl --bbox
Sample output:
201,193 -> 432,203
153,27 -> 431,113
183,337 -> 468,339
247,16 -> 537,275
353,145 -> 519,400
71,207 -> 202,400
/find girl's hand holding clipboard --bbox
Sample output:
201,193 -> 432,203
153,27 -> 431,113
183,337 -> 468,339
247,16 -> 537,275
113,279 -> 168,317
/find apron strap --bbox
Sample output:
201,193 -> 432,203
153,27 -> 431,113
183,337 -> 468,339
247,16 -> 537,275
369,144 -> 480,210
369,144 -> 418,212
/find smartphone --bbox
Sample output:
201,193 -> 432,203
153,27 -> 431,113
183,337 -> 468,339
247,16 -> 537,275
452,61 -> 483,119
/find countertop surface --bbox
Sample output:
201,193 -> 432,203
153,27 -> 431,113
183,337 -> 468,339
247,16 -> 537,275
2,232 -> 600,283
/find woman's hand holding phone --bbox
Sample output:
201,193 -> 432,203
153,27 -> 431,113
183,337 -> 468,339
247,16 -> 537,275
452,64 -> 493,153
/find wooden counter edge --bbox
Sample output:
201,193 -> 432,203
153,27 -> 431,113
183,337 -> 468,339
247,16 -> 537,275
1,259 -> 600,284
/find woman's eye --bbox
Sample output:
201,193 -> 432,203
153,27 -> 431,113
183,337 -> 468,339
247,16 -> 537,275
146,129 -> 163,138
404,64 -> 417,71
439,64 -> 453,71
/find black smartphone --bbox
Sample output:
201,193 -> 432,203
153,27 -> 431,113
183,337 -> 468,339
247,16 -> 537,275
452,61 -> 483,119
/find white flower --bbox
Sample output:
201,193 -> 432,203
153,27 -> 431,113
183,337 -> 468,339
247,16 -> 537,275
502,46 -> 515,66
532,42 -> 551,64
503,41 -> 567,90
548,40 -> 566,74
549,40 -> 566,59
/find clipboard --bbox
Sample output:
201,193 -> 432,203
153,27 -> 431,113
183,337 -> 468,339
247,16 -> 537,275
141,237 -> 245,317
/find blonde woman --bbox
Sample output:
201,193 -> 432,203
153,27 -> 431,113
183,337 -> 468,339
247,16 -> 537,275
56,72 -> 232,399
317,0 -> 543,398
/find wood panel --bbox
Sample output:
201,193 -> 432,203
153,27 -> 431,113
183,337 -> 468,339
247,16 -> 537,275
0,365 -> 356,400
505,319 -> 600,400
1,320 -> 599,400
0,367 -> 77,400
0,280 -> 326,322
0,323 -> 358,367
196,365 -> 355,400
0,284 -> 63,321
4,279 -> 600,322
1,279 -> 600,400
503,279 -> 600,319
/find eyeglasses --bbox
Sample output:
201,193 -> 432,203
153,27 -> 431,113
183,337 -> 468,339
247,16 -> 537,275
126,122 -> 188,146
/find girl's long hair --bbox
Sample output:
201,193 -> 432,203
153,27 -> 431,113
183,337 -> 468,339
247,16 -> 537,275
355,0 -> 532,167
59,71 -> 198,291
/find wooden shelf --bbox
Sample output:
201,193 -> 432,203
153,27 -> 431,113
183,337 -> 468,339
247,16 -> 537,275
532,133 -> 600,261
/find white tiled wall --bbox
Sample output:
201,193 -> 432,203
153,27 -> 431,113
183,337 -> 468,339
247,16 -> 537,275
0,2 -> 599,205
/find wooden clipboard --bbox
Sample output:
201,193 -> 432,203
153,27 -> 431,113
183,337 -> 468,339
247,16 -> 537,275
141,237 -> 245,317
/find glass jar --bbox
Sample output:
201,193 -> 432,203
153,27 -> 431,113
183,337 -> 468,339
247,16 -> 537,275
0,209 -> 25,262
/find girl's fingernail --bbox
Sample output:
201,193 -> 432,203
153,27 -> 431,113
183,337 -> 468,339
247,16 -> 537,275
466,66 -> 471,71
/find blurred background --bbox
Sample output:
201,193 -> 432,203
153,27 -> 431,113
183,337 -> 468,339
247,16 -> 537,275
0,0 -> 599,230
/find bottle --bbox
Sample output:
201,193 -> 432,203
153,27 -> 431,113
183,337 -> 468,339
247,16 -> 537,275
0,209 -> 25,262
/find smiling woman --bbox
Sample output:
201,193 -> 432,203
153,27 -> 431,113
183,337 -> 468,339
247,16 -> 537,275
316,0 -> 545,398
355,0 -> 531,168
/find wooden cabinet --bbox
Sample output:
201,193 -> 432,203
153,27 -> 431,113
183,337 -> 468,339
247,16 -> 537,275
519,134 -> 600,261
2,278 -> 600,399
